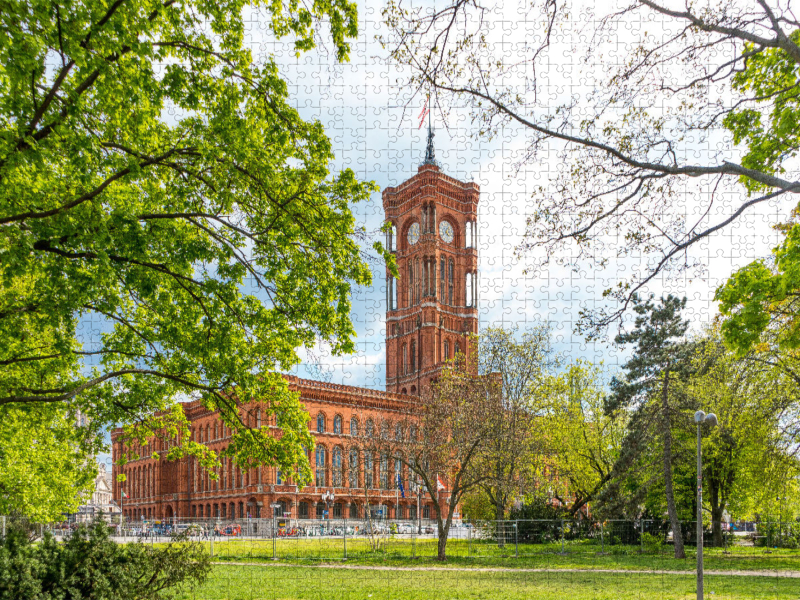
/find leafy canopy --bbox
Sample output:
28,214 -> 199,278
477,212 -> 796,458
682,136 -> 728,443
0,0 -> 390,498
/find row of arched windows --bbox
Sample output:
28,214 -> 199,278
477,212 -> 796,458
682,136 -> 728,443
311,445 -> 410,490
317,414 -> 412,439
122,464 -> 155,499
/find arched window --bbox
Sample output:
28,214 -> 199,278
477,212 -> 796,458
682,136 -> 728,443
415,258 -> 421,304
430,259 -> 436,297
317,413 -> 325,434
466,272 -> 473,307
315,445 -> 326,487
444,340 -> 450,361
364,453 -> 374,488
365,419 -> 374,439
448,260 -> 454,305
455,342 -> 461,357
380,421 -> 389,440
409,425 -> 417,442
333,415 -> 342,435
402,343 -> 408,375
440,257 -> 446,298
380,453 -> 389,489
348,449 -> 359,488
410,339 -> 416,373
349,417 -> 358,437
394,424 -> 403,441
257,409 -> 261,428
214,421 -> 218,439
332,447 -> 343,487
408,262 -> 413,307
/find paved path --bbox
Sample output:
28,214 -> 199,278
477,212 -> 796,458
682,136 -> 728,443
211,561 -> 800,578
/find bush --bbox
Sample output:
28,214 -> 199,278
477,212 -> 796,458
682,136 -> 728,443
640,532 -> 663,555
0,519 -> 210,600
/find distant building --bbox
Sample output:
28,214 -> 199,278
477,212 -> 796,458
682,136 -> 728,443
75,462 -> 120,522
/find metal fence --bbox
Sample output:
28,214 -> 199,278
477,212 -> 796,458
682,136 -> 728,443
21,515 -> 800,561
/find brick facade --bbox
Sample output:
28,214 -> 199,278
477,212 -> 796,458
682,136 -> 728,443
112,159 -> 479,523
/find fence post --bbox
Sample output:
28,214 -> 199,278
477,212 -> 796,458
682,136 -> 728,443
639,519 -> 644,554
343,517 -> 347,560
601,521 -> 605,553
514,521 -> 518,558
468,522 -> 472,556
412,523 -> 416,559
561,519 -> 565,555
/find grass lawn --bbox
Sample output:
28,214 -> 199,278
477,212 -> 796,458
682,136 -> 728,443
175,563 -> 800,600
199,538 -> 800,573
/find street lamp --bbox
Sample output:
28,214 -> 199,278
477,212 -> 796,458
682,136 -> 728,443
270,502 -> 282,560
322,490 -> 335,532
695,410 -> 717,600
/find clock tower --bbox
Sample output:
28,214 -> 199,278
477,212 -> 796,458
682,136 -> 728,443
383,129 -> 479,396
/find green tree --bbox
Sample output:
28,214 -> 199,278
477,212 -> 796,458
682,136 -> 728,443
474,325 -> 556,524
606,295 -> 696,558
547,361 -> 626,517
0,0 -> 390,511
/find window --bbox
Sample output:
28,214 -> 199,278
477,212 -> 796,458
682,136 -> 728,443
444,340 -> 450,361
299,501 -> 309,519
276,469 -> 283,485
365,419 -> 374,439
397,505 -> 405,519
394,424 -> 403,441
221,503 -> 226,518
333,415 -> 342,435
364,453 -> 374,488
214,422 -> 218,439
332,446 -> 343,487
350,417 -> 358,437
239,502 -> 244,518
380,453 -> 389,489
317,413 -> 325,434
409,505 -> 417,521
349,503 -> 358,518
315,445 -> 326,487
333,503 -> 343,518
448,260 -> 454,305
380,421 -> 389,440
402,343 -> 408,375
408,263 -> 413,307
199,505 -> 204,518
440,258 -> 445,299
348,449 -> 359,488
316,503 -> 325,518
423,505 -> 431,519
455,342 -> 461,356
410,340 -> 416,373
466,272 -> 473,307
229,502 -> 235,518
409,425 -> 417,442
394,455 -> 403,489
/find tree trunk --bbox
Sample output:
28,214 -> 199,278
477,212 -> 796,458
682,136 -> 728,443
709,482 -> 725,548
661,369 -> 685,559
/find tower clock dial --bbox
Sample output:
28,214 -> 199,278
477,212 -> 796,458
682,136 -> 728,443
407,222 -> 420,245
439,221 -> 454,244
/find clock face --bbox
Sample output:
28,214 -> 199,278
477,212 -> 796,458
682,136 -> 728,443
439,221 -> 454,244
407,222 -> 420,245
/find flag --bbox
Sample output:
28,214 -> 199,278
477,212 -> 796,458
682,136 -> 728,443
121,490 -> 128,499
397,474 -> 405,499
436,475 -> 445,491
418,98 -> 429,129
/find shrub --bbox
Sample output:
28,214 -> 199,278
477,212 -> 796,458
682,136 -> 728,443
0,519 -> 210,600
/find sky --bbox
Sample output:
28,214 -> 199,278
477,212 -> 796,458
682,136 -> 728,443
246,0 -> 788,389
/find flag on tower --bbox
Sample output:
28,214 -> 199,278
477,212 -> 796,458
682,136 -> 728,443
121,489 -> 128,498
418,98 -> 429,129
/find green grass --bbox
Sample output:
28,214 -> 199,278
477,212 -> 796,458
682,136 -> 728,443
175,563 -> 800,600
197,538 -> 800,573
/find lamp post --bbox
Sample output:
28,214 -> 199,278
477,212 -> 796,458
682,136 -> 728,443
695,410 -> 717,600
322,490 -> 334,533
270,502 -> 281,560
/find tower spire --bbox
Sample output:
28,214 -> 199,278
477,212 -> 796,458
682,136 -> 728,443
421,105 -> 438,166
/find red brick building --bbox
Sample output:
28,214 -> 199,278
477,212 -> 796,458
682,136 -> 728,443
111,137 -> 480,523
